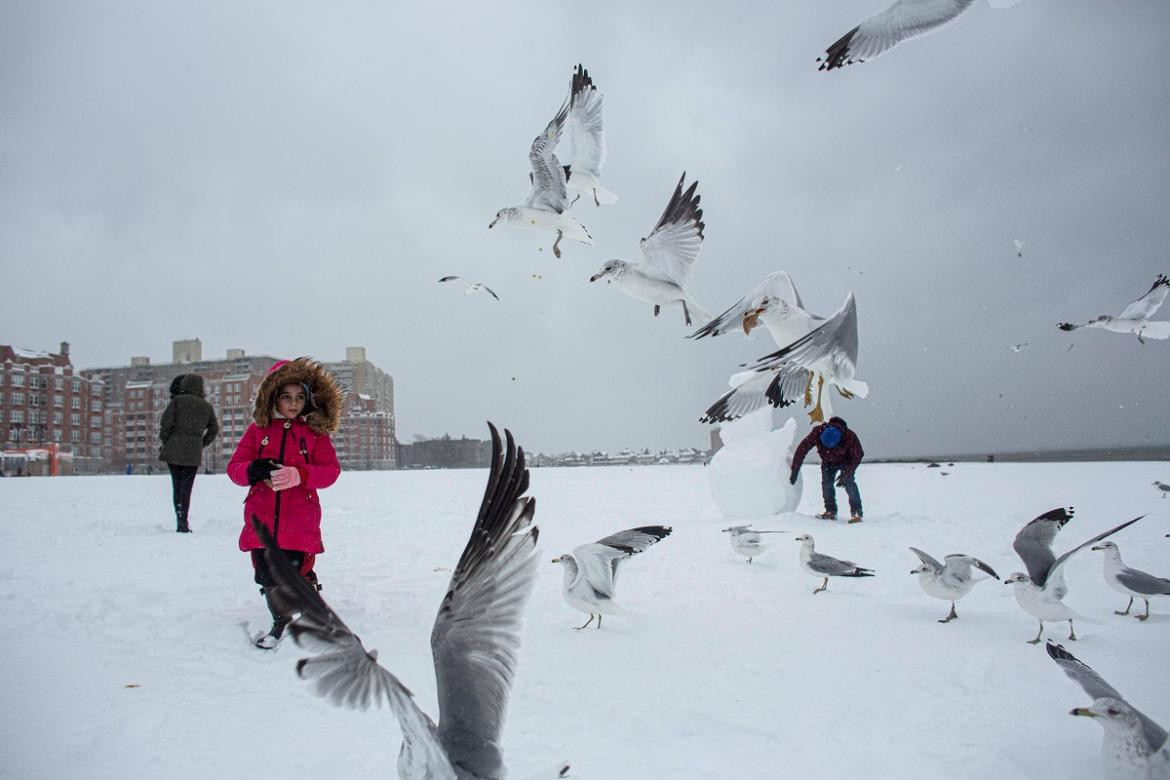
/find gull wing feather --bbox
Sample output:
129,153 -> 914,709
1045,515 -> 1145,597
746,294 -> 862,397
249,517 -> 456,779
431,423 -> 539,778
1011,507 -> 1073,587
524,102 -> 570,213
1046,642 -> 1168,752
700,364 -> 811,423
639,173 -> 705,289
808,551 -> 861,576
909,546 -> 944,574
819,0 -> 978,71
687,272 -> 805,341
943,554 -> 998,581
1114,567 -> 1170,596
566,64 -> 606,178
574,525 -> 672,591
1118,274 -> 1169,320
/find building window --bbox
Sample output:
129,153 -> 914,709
91,432 -> 101,444
53,377 -> 63,390
53,430 -> 62,442
54,395 -> 63,407
53,411 -> 62,424
11,410 -> 24,423
71,413 -> 81,426
12,373 -> 24,387
71,379 -> 81,392
70,430 -> 80,443
93,400 -> 102,412
11,392 -> 22,405
71,397 -> 80,409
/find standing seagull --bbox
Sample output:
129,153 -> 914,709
490,95 -> 591,259
563,64 -> 617,208
1058,274 -> 1170,345
818,0 -> 984,71
722,524 -> 785,564
1004,507 -> 1145,644
1046,642 -> 1169,779
1154,481 -> 1170,499
908,547 -> 999,623
250,424 -> 569,780
589,173 -> 709,326
794,534 -> 875,594
1091,541 -> 1170,621
552,526 -> 672,629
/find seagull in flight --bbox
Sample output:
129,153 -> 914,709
818,0 -> 1023,71
1014,238 -> 1026,258
1058,274 -> 1170,345
909,547 -> 999,623
1004,507 -> 1144,644
1090,541 -> 1170,621
552,525 -> 672,629
250,424 -> 570,780
1009,343 -> 1029,353
438,276 -> 500,301
589,173 -> 709,326
1046,642 -> 1169,780
794,534 -> 875,594
490,84 -> 592,259
722,524 -> 785,564
563,64 -> 617,208
702,293 -> 869,424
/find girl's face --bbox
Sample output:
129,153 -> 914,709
276,383 -> 306,419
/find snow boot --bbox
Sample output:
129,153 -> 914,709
176,518 -> 191,533
255,585 -> 294,649
815,511 -> 837,520
848,514 -> 863,524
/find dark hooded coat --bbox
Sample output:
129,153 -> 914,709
791,416 -> 864,478
158,374 -> 219,467
228,358 -> 342,554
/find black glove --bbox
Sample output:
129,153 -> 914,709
835,473 -> 850,488
247,458 -> 281,486
789,468 -> 798,485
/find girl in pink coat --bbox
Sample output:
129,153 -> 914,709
228,358 -> 342,648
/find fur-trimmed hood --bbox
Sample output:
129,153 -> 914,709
252,358 -> 342,435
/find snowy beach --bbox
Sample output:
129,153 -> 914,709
2,461 -> 1167,779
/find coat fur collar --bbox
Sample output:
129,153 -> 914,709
252,358 -> 342,435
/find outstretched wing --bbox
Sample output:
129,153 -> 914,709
819,0 -> 978,71
745,294 -> 862,395
908,546 -> 944,574
574,525 -> 673,590
1046,642 -> 1168,752
431,423 -> 540,778
1011,507 -> 1073,587
639,173 -> 705,289
525,101 -> 570,213
943,554 -> 998,581
1118,274 -> 1170,320
700,365 -> 810,423
565,64 -> 606,178
1045,515 -> 1145,596
250,517 -> 455,778
688,272 -> 806,341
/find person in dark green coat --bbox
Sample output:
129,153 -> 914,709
159,373 -> 219,533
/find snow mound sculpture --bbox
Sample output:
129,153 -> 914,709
708,408 -> 802,519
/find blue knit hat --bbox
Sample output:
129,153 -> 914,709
819,425 -> 843,448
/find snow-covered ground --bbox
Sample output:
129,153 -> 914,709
2,461 -> 1168,779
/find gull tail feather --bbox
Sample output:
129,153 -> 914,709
556,215 -> 592,244
838,379 -> 868,398
1138,321 -> 1170,340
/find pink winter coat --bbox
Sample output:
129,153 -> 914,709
228,416 -> 341,554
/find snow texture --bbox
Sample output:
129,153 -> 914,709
708,410 -> 803,518
1,461 -> 1168,779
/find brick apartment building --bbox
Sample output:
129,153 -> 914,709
0,342 -> 105,474
82,339 -> 397,473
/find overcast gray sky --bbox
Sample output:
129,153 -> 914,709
2,0 -> 1168,457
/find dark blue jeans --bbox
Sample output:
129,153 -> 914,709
821,465 -> 862,516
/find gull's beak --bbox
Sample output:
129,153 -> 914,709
551,556 -> 561,563
910,570 -> 917,575
488,218 -> 498,229
1090,545 -> 1104,551
1003,578 -> 1012,585
1070,708 -> 1097,718
742,307 -> 764,335
589,272 -> 603,282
